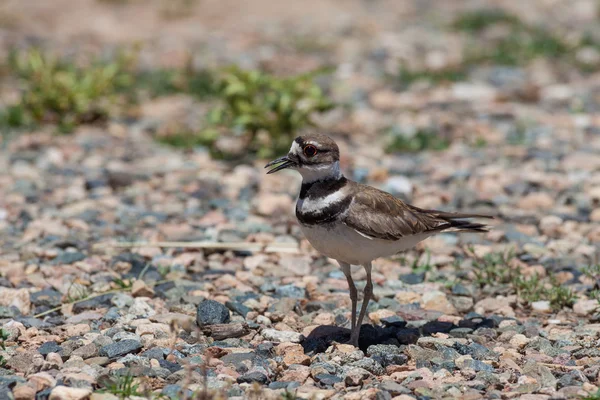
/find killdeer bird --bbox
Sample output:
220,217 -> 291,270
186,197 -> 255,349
265,133 -> 491,347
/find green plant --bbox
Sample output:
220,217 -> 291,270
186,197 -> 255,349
385,127 -> 450,153
511,273 -> 578,310
470,250 -> 516,287
8,48 -> 133,132
157,264 -> 171,278
411,250 -> 433,274
0,328 -> 8,367
0,105 -> 29,130
398,65 -> 467,86
464,28 -> 569,66
454,10 -> 572,67
582,264 -> 600,280
512,273 -> 545,304
583,388 -> 600,400
207,66 -> 334,157
281,389 -> 300,400
452,9 -> 521,33
468,249 -> 576,309
160,0 -> 198,19
545,284 -> 577,310
113,277 -> 132,290
155,128 -> 219,149
135,67 -> 216,99
506,121 -> 530,145
98,374 -> 144,398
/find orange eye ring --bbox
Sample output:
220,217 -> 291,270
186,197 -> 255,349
303,144 -> 318,157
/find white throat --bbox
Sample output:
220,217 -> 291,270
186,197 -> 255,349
298,161 -> 342,183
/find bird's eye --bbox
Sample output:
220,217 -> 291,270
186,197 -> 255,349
303,145 -> 318,157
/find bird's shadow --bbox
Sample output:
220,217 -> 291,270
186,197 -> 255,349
301,317 -> 497,354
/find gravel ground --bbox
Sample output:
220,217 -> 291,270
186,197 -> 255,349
1,1 -> 600,399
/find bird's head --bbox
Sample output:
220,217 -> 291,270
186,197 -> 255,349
265,134 -> 341,182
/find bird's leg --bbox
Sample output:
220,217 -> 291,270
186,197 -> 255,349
339,261 -> 357,331
349,262 -> 373,347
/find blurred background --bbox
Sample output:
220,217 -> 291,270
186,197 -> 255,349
1,1 -> 599,284
0,0 -> 600,398
1,0 -> 600,157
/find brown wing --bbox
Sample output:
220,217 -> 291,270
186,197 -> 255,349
342,184 -> 492,241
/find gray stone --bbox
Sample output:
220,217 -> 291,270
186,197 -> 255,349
349,358 -> 385,375
237,371 -> 268,384
451,283 -> 473,296
221,352 -> 256,371
61,339 -> 85,358
6,353 -> 35,373
453,342 -> 496,360
449,328 -> 473,338
456,358 -> 494,372
275,284 -> 306,299
314,373 -> 342,385
38,341 -> 63,356
0,306 -> 18,318
104,307 -> 120,322
99,339 -> 142,359
344,367 -> 371,386
71,343 -> 98,359
111,293 -> 134,308
142,347 -> 166,360
226,301 -> 251,318
367,344 -> 408,367
14,317 -> 53,329
380,315 -> 406,328
161,384 -> 192,400
366,344 -> 403,357
30,289 -> 62,308
54,251 -> 86,264
196,300 -> 231,326
399,273 -> 425,285
380,380 -> 410,395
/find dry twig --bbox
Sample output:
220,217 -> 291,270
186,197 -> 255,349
92,241 -> 299,253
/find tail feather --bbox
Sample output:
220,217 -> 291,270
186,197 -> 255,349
409,205 -> 494,234
443,218 -> 490,233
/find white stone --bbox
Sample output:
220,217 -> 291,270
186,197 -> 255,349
262,328 -> 303,343
531,301 -> 552,313
49,386 -> 91,400
573,299 -> 599,316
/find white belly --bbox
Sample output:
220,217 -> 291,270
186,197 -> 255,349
299,221 -> 432,265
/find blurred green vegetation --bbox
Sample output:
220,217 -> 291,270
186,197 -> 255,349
0,48 -> 334,158
4,9 -> 596,155
454,9 -> 599,69
399,9 -> 600,86
583,390 -> 600,400
97,374 -> 145,398
5,48 -> 133,133
470,249 -> 577,310
385,126 -> 450,153
202,66 -> 334,158
398,66 -> 467,86
135,67 -> 216,99
154,128 -> 219,150
452,9 -> 522,33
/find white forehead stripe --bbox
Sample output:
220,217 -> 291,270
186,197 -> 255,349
290,141 -> 302,154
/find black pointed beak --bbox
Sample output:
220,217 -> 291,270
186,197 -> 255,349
265,155 -> 295,174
